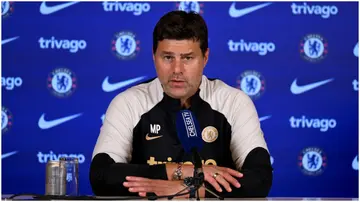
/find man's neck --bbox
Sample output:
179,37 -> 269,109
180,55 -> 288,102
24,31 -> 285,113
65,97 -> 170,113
180,98 -> 191,109
181,80 -> 203,109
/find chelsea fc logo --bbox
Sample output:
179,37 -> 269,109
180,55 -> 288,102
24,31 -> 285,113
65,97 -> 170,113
176,1 -> 204,14
2,106 -> 13,134
112,31 -> 140,60
2,1 -> 14,19
300,34 -> 328,62
236,70 -> 265,100
202,126 -> 218,143
47,68 -> 77,98
298,147 -> 327,176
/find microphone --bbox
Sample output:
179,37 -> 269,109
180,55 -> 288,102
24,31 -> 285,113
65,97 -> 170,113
175,110 -> 224,200
175,109 -> 204,199
175,109 -> 203,171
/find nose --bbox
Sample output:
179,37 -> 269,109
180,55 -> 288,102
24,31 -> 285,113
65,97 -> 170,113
172,58 -> 183,74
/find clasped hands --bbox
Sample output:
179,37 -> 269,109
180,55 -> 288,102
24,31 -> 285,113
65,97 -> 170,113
123,164 -> 243,198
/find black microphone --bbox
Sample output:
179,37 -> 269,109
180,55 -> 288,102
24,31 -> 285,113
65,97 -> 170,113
175,109 -> 204,200
175,110 -> 224,200
175,109 -> 204,176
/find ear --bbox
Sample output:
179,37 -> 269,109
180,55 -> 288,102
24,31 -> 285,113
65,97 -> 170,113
203,48 -> 209,67
152,49 -> 155,61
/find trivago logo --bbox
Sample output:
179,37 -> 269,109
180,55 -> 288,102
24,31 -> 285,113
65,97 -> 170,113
39,36 -> 87,53
289,116 -> 337,132
352,79 -> 358,91
228,39 -> 275,56
37,151 -> 85,163
103,2 -> 150,16
2,77 -> 23,90
291,2 -> 338,19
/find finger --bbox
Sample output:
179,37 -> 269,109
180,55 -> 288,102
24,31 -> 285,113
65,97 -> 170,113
155,192 -> 165,197
215,175 -> 232,192
205,173 -> 222,192
139,192 -> 147,197
123,181 -> 151,187
220,167 -> 243,178
227,167 -> 243,178
221,172 -> 241,188
129,187 -> 154,193
126,176 -> 152,181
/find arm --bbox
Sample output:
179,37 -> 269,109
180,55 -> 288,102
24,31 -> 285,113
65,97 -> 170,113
90,153 -> 168,196
165,92 -> 273,198
220,92 -> 273,198
89,92 -> 168,196
207,147 -> 273,198
164,147 -> 272,198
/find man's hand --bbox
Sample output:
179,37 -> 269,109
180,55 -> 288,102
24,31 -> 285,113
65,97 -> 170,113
166,164 -> 243,193
123,176 -> 201,198
201,165 -> 243,192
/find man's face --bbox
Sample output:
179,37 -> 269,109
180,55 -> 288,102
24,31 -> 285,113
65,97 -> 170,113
153,39 -> 209,99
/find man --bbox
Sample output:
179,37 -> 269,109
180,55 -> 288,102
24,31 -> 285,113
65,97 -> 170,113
90,10 -> 273,198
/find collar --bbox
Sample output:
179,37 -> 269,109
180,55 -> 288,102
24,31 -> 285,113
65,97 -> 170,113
160,75 -> 206,112
162,89 -> 202,112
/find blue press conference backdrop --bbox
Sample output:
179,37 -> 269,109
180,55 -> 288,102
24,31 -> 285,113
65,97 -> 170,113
1,1 -> 359,198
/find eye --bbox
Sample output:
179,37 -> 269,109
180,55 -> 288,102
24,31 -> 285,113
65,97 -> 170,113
184,56 -> 193,60
163,55 -> 173,61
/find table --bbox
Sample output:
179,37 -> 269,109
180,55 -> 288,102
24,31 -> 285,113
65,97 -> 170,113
1,194 -> 358,201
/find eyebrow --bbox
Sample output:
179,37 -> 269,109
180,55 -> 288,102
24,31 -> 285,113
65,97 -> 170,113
160,51 -> 174,55
160,51 -> 194,57
180,52 -> 194,57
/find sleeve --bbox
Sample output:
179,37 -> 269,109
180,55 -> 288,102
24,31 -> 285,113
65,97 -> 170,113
205,147 -> 273,198
89,92 -> 168,196
206,91 -> 273,198
229,91 -> 269,170
92,92 -> 134,163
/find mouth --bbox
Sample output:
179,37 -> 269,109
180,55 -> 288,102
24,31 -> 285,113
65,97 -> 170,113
170,78 -> 186,82
169,80 -> 186,87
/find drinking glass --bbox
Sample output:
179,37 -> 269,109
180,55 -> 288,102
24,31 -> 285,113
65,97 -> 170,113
59,157 -> 79,196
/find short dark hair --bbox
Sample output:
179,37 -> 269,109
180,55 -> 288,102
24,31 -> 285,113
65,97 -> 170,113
152,10 -> 208,56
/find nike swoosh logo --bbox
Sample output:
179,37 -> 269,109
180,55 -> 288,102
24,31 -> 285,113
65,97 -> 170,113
102,76 -> 147,92
40,1 -> 80,15
259,115 -> 271,122
101,114 -> 105,123
352,155 -> 358,170
290,78 -> 334,95
354,42 -> 358,57
2,151 -> 18,159
38,113 -> 82,129
229,2 -> 272,18
145,133 -> 163,141
2,36 -> 19,45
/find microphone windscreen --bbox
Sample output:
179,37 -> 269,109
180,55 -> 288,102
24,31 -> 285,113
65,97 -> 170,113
175,110 -> 203,153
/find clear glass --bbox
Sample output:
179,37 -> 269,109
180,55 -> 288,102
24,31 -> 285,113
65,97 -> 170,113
59,157 -> 79,196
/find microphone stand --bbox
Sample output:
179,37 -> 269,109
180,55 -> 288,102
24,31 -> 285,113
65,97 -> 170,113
190,148 -> 224,200
191,148 -> 203,200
